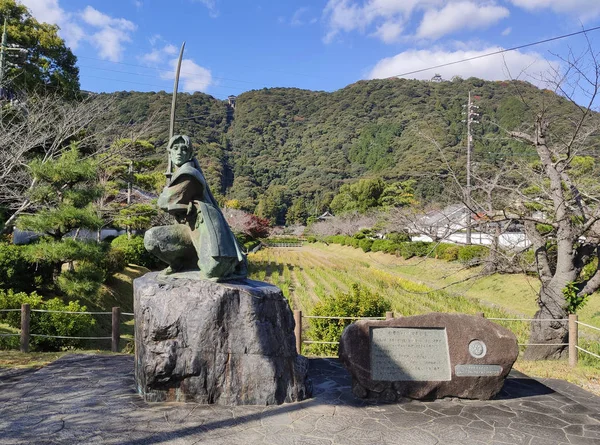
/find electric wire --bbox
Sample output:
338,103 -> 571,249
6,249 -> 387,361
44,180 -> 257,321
389,25 -> 600,79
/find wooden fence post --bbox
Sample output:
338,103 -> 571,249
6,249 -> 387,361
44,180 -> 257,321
112,307 -> 121,353
386,311 -> 394,320
294,310 -> 302,355
20,303 -> 30,353
569,313 -> 578,367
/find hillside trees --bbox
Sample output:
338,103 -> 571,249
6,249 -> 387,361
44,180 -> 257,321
329,178 -> 416,215
0,0 -> 79,97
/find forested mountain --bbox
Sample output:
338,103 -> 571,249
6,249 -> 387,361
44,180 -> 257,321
105,77 -> 570,223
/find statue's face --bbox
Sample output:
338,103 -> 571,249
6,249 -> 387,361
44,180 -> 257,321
170,140 -> 192,167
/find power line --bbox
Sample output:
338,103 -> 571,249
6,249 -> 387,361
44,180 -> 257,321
84,74 -> 248,92
390,25 -> 600,79
78,64 -> 264,87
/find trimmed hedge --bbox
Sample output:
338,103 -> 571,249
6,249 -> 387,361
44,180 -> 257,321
322,235 -> 488,265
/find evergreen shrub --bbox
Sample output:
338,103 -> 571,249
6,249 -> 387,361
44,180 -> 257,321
306,284 -> 391,356
457,245 -> 489,265
111,235 -> 163,269
359,238 -> 374,252
0,289 -> 95,351
0,243 -> 51,293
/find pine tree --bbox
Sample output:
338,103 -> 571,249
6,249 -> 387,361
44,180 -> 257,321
17,145 -> 105,298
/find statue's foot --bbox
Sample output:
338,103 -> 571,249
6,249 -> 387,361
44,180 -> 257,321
164,263 -> 184,275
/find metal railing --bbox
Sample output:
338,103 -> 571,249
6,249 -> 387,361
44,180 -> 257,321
0,305 -> 134,353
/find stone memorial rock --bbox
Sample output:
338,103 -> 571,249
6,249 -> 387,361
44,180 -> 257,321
338,313 -> 518,401
134,272 -> 312,405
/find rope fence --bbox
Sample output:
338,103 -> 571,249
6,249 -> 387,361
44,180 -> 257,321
293,310 -> 598,366
3,305 -> 599,366
2,304 -> 131,353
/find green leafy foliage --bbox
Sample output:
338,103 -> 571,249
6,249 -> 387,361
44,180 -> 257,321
0,289 -> 95,351
16,146 -> 108,301
113,203 -> 157,232
306,283 -> 391,356
0,243 -> 51,293
111,235 -> 164,269
324,235 -> 489,265
563,282 -> 588,314
104,77 -> 561,222
0,0 -> 80,97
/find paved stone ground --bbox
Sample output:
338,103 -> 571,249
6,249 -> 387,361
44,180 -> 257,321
1,354 -> 600,445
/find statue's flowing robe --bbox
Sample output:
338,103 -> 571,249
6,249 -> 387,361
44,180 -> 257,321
156,159 -> 246,280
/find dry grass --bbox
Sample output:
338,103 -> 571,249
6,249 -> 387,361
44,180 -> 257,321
514,360 -> 600,396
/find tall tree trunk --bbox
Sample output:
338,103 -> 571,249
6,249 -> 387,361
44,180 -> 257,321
524,279 -> 569,360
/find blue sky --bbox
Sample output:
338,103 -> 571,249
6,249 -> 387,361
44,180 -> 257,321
18,0 -> 600,100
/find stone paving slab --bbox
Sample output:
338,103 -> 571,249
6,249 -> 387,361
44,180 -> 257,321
0,354 -> 599,444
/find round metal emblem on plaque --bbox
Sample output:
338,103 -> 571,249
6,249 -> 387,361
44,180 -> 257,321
468,340 -> 487,358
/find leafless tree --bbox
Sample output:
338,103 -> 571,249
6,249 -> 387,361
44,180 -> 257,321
307,211 -> 380,237
0,94 -> 161,233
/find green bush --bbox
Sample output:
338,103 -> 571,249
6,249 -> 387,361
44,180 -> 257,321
434,243 -> 460,261
0,243 -> 52,293
0,289 -> 95,351
397,241 -> 432,259
306,284 -> 392,356
457,245 -> 489,265
101,246 -> 127,276
359,238 -> 374,252
386,232 -> 410,243
111,235 -> 164,269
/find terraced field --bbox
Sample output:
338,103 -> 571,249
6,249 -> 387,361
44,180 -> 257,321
248,243 -> 535,344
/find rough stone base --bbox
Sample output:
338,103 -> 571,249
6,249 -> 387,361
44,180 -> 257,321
339,313 -> 518,401
134,272 -> 312,405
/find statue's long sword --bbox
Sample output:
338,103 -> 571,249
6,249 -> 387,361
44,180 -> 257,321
166,41 -> 186,184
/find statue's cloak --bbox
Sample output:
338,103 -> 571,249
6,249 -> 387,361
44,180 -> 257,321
157,160 -> 244,264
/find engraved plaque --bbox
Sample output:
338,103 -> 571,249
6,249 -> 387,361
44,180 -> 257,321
455,364 -> 502,377
370,327 -> 451,381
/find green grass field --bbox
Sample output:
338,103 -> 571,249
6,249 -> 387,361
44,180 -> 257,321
248,243 -> 600,380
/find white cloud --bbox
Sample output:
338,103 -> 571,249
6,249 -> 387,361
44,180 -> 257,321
192,0 -> 219,18
141,44 -> 178,64
371,21 -> 403,43
509,0 -> 600,21
80,6 -> 136,62
19,1 -> 136,61
367,47 -> 559,88
133,0 -> 143,8
142,44 -> 213,92
161,58 -> 213,93
416,2 -> 510,40
291,7 -> 309,26
323,0 -> 440,43
502,27 -> 512,36
19,0 -> 84,48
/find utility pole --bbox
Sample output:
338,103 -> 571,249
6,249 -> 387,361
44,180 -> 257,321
0,18 -> 27,100
463,91 -> 479,245
0,19 -> 8,92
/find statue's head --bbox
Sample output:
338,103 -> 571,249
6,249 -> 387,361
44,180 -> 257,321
168,135 -> 193,167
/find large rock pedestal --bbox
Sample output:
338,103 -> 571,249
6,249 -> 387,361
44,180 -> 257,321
339,313 -> 518,401
134,272 -> 311,405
